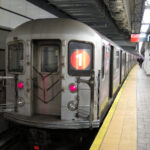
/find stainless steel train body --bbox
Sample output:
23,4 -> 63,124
4,18 -> 136,129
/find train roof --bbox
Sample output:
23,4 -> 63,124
7,18 -> 101,41
6,18 -> 128,52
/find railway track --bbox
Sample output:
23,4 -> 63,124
0,127 -> 22,150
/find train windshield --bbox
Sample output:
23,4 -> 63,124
41,45 -> 59,73
8,42 -> 24,73
68,41 -> 93,76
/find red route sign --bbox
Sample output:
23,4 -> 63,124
130,34 -> 139,42
70,49 -> 90,70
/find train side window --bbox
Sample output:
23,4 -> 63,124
68,41 -> 93,76
41,45 -> 59,73
102,46 -> 105,79
8,42 -> 24,73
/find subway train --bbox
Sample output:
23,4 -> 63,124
2,19 -> 136,146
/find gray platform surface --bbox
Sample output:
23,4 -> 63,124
137,67 -> 150,150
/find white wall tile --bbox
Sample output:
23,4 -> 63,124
0,0 -> 57,28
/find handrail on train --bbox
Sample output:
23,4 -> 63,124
77,70 -> 95,128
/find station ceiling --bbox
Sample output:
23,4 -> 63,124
0,0 -> 146,53
27,0 -> 145,52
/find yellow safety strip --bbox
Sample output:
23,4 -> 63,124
90,72 -> 130,150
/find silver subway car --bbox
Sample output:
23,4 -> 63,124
4,18 -> 136,129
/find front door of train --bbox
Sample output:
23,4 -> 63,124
32,40 -> 61,116
109,46 -> 114,98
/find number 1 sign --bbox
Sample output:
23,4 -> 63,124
70,49 -> 91,70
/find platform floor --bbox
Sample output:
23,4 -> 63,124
90,65 -> 150,150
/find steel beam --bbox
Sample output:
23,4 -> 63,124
26,0 -> 72,18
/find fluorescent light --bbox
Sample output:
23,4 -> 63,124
145,0 -> 150,6
140,34 -> 147,37
142,9 -> 150,23
140,24 -> 149,32
138,0 -> 150,54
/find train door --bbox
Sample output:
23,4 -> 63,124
128,55 -> 130,71
109,45 -> 114,98
100,44 -> 110,118
120,50 -> 122,84
32,40 -> 61,116
129,55 -> 131,70
112,48 -> 120,95
127,54 -> 129,73
100,44 -> 110,117
124,53 -> 126,76
122,52 -> 125,79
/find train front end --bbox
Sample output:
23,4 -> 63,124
4,19 -> 101,129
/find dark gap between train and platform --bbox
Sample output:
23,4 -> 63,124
1,125 -> 98,150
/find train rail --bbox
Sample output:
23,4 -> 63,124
0,127 -> 21,150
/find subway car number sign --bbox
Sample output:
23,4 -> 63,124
68,41 -> 93,76
70,49 -> 90,70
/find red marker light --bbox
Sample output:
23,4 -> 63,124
69,84 -> 77,92
34,146 -> 40,150
18,82 -> 24,89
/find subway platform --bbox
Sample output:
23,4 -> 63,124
90,65 -> 150,150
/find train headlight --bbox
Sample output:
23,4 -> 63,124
18,81 -> 24,89
17,97 -> 25,107
69,84 -> 77,92
67,101 -> 77,111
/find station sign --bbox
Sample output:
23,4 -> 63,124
130,34 -> 150,42
130,34 -> 139,42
